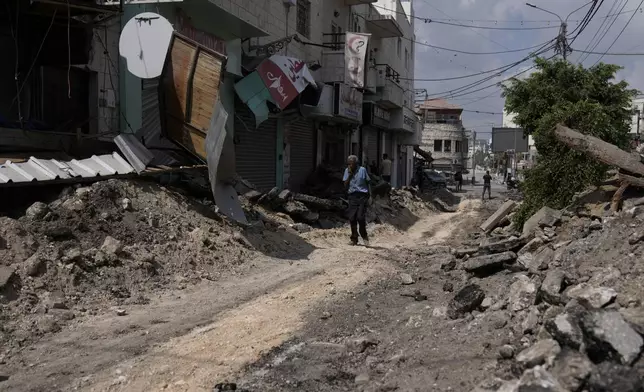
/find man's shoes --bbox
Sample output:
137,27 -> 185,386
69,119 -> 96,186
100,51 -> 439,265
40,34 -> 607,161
349,240 -> 358,246
363,239 -> 370,247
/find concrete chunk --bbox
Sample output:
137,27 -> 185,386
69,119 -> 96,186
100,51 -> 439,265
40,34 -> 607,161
479,237 -> 527,254
462,251 -> 516,273
582,310 -> 644,365
523,206 -> 561,238
516,339 -> 561,369
564,283 -> 617,309
480,200 -> 516,232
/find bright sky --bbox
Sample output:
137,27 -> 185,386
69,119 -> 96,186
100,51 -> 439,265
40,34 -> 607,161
412,0 -> 644,139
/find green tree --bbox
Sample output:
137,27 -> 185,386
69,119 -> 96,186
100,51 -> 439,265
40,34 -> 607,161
502,58 -> 637,227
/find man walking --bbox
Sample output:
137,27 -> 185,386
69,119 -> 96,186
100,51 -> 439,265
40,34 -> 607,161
482,170 -> 492,200
344,155 -> 371,246
380,154 -> 392,183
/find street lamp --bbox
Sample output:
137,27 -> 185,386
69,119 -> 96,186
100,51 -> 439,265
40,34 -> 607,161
525,1 -> 595,60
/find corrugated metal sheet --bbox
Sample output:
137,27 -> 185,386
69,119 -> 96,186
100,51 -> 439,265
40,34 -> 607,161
0,153 -> 134,184
114,134 -> 154,173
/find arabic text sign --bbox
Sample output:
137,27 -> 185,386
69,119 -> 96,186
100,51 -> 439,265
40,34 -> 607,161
256,60 -> 299,109
344,32 -> 370,88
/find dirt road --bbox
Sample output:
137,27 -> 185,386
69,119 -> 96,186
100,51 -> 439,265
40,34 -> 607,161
1,199 -> 493,392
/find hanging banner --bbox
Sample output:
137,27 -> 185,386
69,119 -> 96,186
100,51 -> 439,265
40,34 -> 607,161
256,55 -> 317,109
344,32 -> 371,88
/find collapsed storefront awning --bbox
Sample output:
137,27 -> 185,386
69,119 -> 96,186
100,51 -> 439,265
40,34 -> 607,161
234,55 -> 317,127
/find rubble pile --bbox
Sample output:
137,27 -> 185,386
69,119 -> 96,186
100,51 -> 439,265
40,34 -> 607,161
0,179 -> 289,353
444,192 -> 644,391
236,172 -> 435,232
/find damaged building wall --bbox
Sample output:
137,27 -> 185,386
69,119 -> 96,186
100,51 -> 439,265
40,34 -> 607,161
87,18 -> 121,138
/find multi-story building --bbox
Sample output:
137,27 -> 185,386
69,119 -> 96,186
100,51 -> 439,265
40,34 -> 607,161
631,97 -> 644,140
116,0 -> 421,191
417,99 -> 469,172
502,108 -> 537,166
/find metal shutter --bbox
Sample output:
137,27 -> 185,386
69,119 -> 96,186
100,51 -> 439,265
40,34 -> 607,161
234,103 -> 277,192
136,78 -> 182,165
141,78 -> 160,143
365,127 -> 379,167
287,118 -> 315,192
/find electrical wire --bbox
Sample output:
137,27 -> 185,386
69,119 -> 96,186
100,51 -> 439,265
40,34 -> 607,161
93,27 -> 135,133
372,4 -> 558,30
9,9 -> 58,112
6,0 -> 22,125
574,0 -> 616,59
414,0 -> 511,50
355,14 -> 553,55
578,0 -> 628,63
592,0 -> 644,65
405,6 -> 641,24
67,0 -> 71,99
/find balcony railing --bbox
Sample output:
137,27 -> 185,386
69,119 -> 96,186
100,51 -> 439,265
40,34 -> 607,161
322,32 -> 345,51
369,64 -> 403,109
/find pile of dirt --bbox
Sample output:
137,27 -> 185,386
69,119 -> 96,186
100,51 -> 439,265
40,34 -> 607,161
238,193 -> 644,391
0,179 -> 294,354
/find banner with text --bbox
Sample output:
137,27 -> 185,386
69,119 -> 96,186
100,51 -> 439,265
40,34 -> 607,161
344,32 -> 370,88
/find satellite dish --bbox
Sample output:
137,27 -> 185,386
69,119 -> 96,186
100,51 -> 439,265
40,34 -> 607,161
119,12 -> 173,79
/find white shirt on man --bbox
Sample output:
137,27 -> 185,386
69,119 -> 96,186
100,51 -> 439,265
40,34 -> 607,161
381,159 -> 392,176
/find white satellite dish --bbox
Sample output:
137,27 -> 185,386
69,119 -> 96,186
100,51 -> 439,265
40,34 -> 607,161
119,12 -> 174,79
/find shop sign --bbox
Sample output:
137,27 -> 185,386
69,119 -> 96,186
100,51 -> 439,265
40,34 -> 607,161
334,83 -> 363,122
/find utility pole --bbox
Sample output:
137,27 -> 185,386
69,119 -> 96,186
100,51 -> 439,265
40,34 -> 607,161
526,1 -> 595,60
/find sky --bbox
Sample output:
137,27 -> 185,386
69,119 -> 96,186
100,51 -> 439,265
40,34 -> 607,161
411,0 -> 644,140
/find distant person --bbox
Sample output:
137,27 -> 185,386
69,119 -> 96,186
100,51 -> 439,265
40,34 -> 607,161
381,154 -> 392,183
454,171 -> 463,191
482,170 -> 492,200
343,155 -> 371,246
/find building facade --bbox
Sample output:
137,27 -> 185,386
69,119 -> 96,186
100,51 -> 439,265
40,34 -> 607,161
417,99 -> 469,172
115,0 -> 420,190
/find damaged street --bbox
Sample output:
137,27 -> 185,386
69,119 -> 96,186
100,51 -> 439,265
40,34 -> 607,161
2,173 -> 644,392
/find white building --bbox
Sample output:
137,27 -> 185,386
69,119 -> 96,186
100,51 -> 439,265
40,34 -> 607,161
115,0 -> 421,190
631,97 -> 644,138
417,99 -> 470,172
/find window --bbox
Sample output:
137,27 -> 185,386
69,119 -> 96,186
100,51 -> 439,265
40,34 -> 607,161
397,38 -> 402,57
331,23 -> 342,50
444,140 -> 452,152
404,48 -> 409,70
455,140 -> 462,153
433,140 -> 443,152
350,13 -> 360,32
296,0 -> 311,38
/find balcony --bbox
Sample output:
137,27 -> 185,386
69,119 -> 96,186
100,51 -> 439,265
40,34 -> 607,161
366,64 -> 403,109
365,6 -> 404,38
345,0 -> 377,4
319,33 -> 345,84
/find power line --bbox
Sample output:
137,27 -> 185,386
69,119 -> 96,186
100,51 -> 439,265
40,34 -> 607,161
593,0 -> 644,65
414,0 -> 511,50
408,6 -> 641,24
356,14 -> 553,55
579,0 -> 628,63
573,48 -> 644,55
574,0 -> 616,63
372,4 -> 558,30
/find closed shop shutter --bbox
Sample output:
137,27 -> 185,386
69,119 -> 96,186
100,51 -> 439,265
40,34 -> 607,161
137,78 -> 182,165
141,78 -> 160,143
287,118 -> 315,192
365,127 -> 379,168
234,103 -> 277,192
